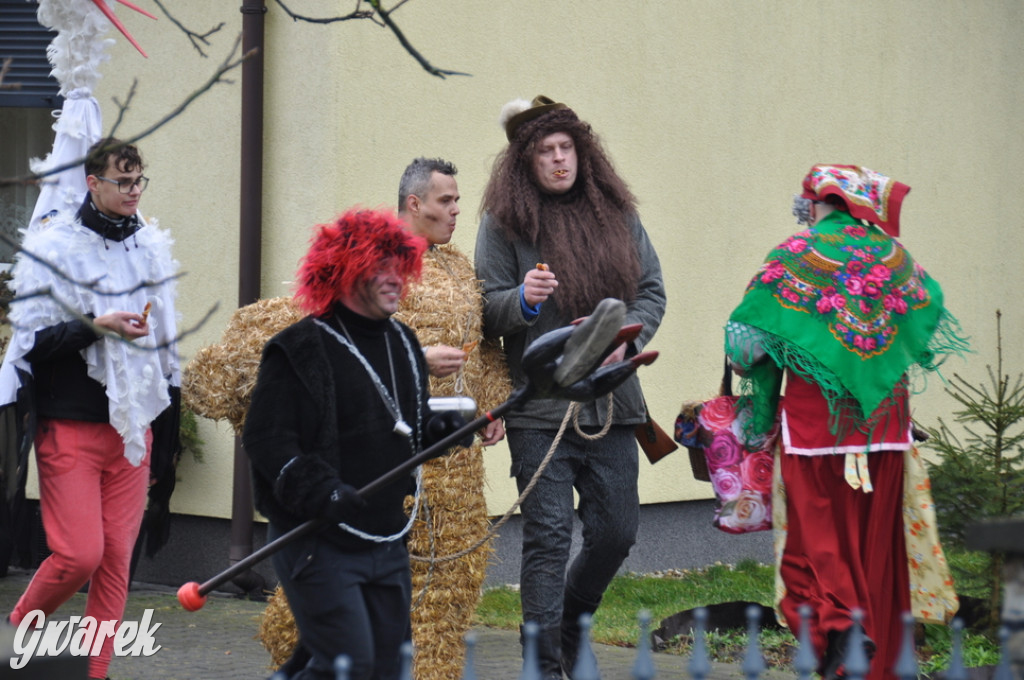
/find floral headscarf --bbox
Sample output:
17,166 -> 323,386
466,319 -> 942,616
801,164 -> 911,236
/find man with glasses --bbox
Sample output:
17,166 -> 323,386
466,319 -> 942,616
0,137 -> 179,680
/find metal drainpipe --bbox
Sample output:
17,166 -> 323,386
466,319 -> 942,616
229,0 -> 267,595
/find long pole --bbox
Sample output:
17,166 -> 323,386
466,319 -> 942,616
177,388 -> 530,611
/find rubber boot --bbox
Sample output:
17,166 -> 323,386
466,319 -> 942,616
561,589 -> 602,679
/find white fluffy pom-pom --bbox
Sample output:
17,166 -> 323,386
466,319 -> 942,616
499,98 -> 532,130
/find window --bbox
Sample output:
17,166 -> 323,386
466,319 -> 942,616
0,0 -> 60,109
1,0 -> 60,263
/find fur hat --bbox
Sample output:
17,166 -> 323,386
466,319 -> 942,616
500,95 -> 568,142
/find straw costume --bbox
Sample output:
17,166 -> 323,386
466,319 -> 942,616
392,243 -> 511,680
725,165 -> 966,680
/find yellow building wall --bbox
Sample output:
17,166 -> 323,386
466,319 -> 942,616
86,1 -> 1024,519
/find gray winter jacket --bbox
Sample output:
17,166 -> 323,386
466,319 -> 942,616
474,211 -> 666,429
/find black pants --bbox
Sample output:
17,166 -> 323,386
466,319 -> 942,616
270,524 -> 412,680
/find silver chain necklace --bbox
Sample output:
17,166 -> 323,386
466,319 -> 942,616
312,316 -> 425,543
314,317 -> 419,438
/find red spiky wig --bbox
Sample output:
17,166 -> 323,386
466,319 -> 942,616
293,208 -> 427,317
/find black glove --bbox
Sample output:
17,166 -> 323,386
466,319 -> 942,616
426,410 -> 474,450
321,482 -> 366,523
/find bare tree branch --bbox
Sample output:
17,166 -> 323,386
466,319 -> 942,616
368,0 -> 469,78
0,230 -> 217,352
0,230 -> 184,296
106,80 -> 139,141
274,0 -> 375,25
152,0 -> 225,58
273,0 -> 469,78
0,34 -> 253,190
4,286 -> 219,353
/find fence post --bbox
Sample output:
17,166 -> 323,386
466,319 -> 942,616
688,607 -> 712,680
631,610 -> 655,680
794,604 -> 817,680
742,604 -> 766,680
461,631 -> 478,680
893,612 -> 919,680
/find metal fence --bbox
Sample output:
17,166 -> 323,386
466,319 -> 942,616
272,605 -> 1018,680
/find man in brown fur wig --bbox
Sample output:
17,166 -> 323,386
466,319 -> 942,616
394,157 -> 511,680
475,96 -> 666,679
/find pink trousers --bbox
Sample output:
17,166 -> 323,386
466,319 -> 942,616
10,418 -> 151,679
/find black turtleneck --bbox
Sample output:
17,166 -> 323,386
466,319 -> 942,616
78,195 -> 142,247
323,303 -> 393,381
244,303 -> 436,548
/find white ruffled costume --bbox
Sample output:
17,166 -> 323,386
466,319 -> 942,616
0,0 -> 179,466
0,211 -> 180,465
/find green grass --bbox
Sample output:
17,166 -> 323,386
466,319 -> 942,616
474,555 -> 1001,671
476,559 -> 782,662
594,559 -> 774,646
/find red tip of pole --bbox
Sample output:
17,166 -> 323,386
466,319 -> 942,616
177,581 -> 207,611
115,0 -> 159,21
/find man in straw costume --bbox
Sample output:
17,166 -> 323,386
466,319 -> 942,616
394,157 -> 511,680
242,208 -> 474,680
724,165 -> 965,680
474,95 -> 666,678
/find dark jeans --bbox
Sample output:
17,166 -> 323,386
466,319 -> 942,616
508,425 -> 639,630
269,524 -> 412,680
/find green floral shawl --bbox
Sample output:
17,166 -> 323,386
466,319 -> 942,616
726,211 -> 968,435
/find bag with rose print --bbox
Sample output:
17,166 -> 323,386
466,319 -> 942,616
675,358 -> 736,484
695,395 -> 778,533
675,359 -> 779,532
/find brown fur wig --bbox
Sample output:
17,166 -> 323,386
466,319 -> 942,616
480,107 -> 641,319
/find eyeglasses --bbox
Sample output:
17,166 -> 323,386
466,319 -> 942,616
95,175 -> 149,194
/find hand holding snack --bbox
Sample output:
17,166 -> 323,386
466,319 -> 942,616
425,345 -> 467,378
523,262 -> 557,307
94,310 -> 149,340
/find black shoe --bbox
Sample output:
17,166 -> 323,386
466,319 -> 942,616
821,626 -> 876,680
521,624 -> 564,680
560,589 -> 602,680
276,641 -> 312,677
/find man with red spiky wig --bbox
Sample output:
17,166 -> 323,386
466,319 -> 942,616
243,208 -> 472,680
